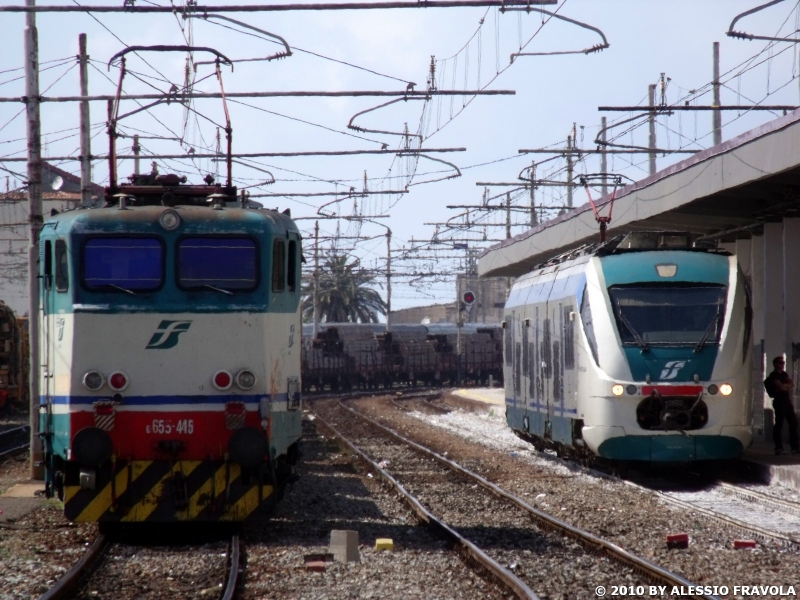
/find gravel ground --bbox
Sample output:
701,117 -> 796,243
657,487 -> 800,538
242,414 -> 508,600
348,393 -> 800,599
312,398 -> 656,600
71,540 -> 231,599
0,456 -> 97,600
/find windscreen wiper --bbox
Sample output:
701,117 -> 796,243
694,310 -> 721,353
108,284 -> 137,295
204,284 -> 233,296
617,310 -> 649,351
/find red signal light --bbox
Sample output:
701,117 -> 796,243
463,291 -> 475,305
213,370 -> 233,390
108,371 -> 128,391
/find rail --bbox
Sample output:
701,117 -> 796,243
40,535 -> 109,600
339,398 -> 718,600
312,408 -> 539,600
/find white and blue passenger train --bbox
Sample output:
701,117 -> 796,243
504,232 -> 753,463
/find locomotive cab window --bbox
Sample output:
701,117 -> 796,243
272,239 -> 285,293
83,237 -> 163,292
178,237 -> 258,291
55,240 -> 69,292
609,284 -> 727,346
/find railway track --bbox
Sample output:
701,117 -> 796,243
624,478 -> 800,546
0,424 -> 30,459
312,397 -> 717,600
40,533 -> 242,600
411,392 -> 800,547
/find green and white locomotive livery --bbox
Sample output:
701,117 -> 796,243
39,199 -> 303,523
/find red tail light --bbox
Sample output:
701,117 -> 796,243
108,371 -> 129,391
95,403 -> 114,416
213,370 -> 232,391
225,401 -> 246,415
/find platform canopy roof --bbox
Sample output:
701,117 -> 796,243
479,110 -> 800,278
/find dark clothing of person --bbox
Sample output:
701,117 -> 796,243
764,369 -> 800,452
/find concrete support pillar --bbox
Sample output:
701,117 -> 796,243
735,238 -> 752,280
763,222 -> 785,362
750,234 -> 766,436
763,222 -> 785,441
784,219 -> 800,406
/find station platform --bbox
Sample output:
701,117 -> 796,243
0,481 -> 44,524
741,439 -> 800,490
449,387 -> 505,406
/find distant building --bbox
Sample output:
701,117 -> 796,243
0,163 -> 102,315
389,275 -> 513,325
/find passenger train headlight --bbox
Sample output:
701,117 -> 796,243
611,384 -> 624,396
707,384 -> 719,395
158,209 -> 181,231
213,370 -> 233,391
720,383 -> 733,396
626,384 -> 638,395
236,370 -> 256,390
108,371 -> 129,391
82,371 -> 105,391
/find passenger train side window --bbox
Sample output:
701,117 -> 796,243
272,240 -> 286,293
83,238 -> 163,292
43,240 -> 52,290
288,240 -> 297,293
55,240 -> 68,292
178,237 -> 257,291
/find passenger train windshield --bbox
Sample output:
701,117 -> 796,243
83,238 -> 163,291
608,285 -> 727,347
178,237 -> 258,291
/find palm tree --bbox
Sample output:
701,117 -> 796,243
302,254 -> 387,323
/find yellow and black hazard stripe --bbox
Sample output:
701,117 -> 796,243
64,460 -> 274,522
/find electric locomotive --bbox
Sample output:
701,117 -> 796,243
504,232 -> 752,463
39,169 -> 303,522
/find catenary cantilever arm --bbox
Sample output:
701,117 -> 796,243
504,7 -> 609,59
108,45 -> 233,70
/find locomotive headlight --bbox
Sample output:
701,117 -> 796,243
236,370 -> 256,390
707,384 -> 719,395
82,371 -> 105,391
158,209 -> 181,231
720,383 -> 733,396
611,384 -> 624,396
626,384 -> 638,395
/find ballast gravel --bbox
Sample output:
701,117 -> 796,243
242,416 -> 507,599
345,392 -> 800,599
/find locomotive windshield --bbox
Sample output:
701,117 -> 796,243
83,237 -> 163,291
608,284 -> 727,346
178,237 -> 258,291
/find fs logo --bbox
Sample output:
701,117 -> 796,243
145,320 -> 192,349
659,360 -> 687,380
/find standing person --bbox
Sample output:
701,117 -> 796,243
764,356 -> 800,456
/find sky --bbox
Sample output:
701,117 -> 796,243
2,0 -> 800,312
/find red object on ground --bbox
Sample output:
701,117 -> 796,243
666,533 -> 689,549
305,561 -> 326,572
733,539 -> 757,549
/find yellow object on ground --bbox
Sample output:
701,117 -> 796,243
375,538 -> 394,551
